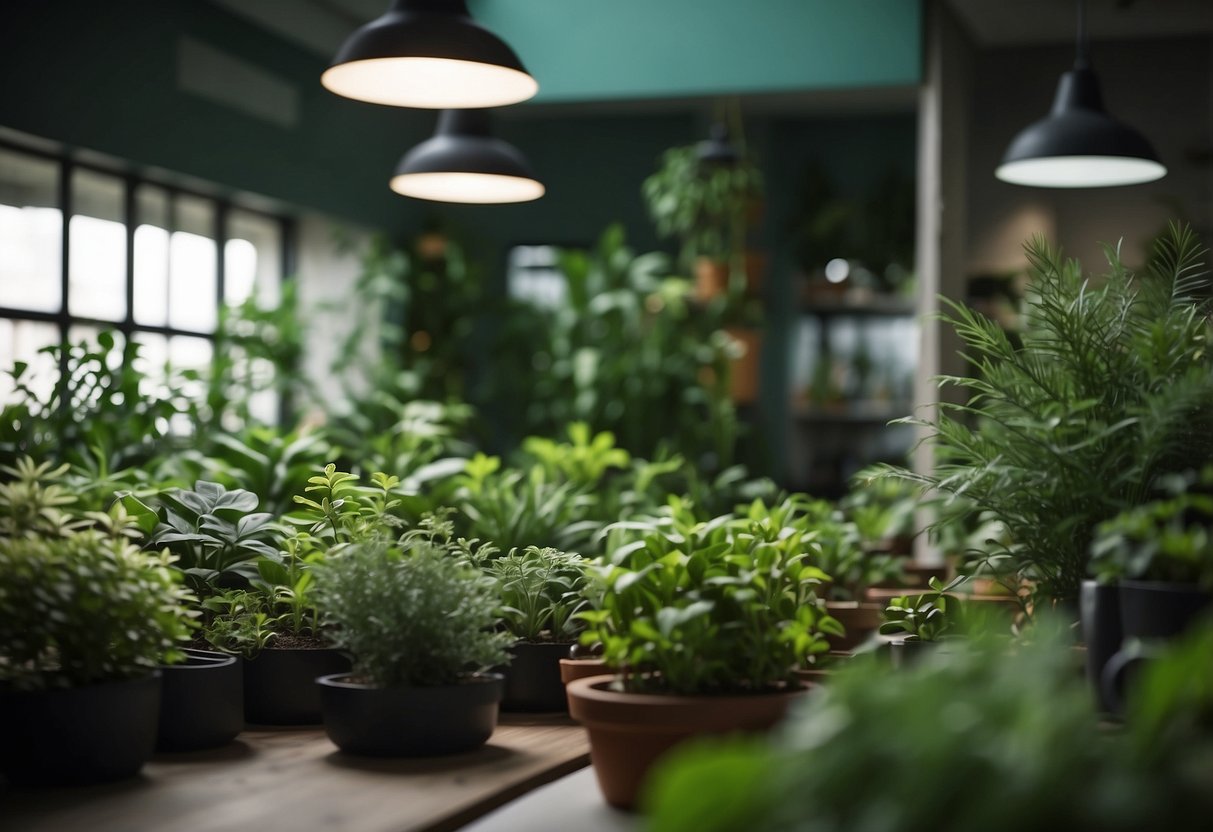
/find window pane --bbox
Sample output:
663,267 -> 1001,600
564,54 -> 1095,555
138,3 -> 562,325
0,318 -> 60,406
133,186 -> 170,327
226,210 -> 282,307
68,169 -> 126,322
169,196 -> 216,332
0,149 -> 61,312
131,331 -> 169,400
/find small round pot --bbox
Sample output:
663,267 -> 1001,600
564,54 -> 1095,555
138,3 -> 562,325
824,601 -> 884,651
157,649 -> 243,751
0,673 -> 161,786
318,673 -> 503,757
559,658 -> 610,686
888,638 -> 939,670
502,641 -> 574,712
566,676 -> 808,811
244,647 -> 351,725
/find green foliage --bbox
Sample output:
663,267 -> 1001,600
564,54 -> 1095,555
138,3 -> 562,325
889,224 -> 1213,605
199,590 -> 278,658
0,332 -> 184,471
643,627 -> 1213,832
842,465 -> 918,548
878,575 -> 967,642
315,540 -> 510,688
0,499 -> 194,691
455,453 -> 597,552
289,463 -> 404,546
1091,466 -> 1213,590
642,143 -> 762,268
523,422 -> 630,486
0,457 -> 85,538
184,427 -> 334,517
580,497 -> 840,694
146,481 -> 283,592
491,225 -> 740,469
481,547 -> 590,642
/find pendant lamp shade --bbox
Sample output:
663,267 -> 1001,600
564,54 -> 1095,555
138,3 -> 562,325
321,0 -> 538,109
995,0 -> 1164,188
995,67 -> 1166,188
696,122 -> 740,166
390,109 -> 545,204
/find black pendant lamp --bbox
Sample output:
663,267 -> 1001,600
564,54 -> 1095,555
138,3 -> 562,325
390,109 -> 544,204
996,0 -> 1165,188
322,0 -> 538,109
696,122 -> 740,166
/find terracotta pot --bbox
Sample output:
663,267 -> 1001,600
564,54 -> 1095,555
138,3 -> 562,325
726,327 -> 762,404
566,677 -> 807,810
694,258 -> 729,301
824,601 -> 884,651
559,658 -> 610,686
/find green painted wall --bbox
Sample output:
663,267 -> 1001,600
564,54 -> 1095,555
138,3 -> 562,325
471,0 -> 922,102
0,0 -> 429,231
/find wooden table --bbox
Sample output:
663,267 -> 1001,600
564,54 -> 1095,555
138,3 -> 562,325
0,714 -> 590,832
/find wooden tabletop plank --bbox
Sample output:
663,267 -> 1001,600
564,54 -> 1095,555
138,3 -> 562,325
0,714 -> 590,832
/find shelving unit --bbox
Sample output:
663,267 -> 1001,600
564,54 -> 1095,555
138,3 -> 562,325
788,287 -> 918,497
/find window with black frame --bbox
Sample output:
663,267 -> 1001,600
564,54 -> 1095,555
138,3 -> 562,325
0,141 -> 292,423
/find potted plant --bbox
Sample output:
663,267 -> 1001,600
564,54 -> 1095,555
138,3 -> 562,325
642,625 -> 1213,831
480,545 -> 591,712
313,538 -> 511,757
568,497 -> 839,809
879,576 -> 967,668
1090,466 -> 1213,709
887,224 -> 1213,611
0,459 -> 194,785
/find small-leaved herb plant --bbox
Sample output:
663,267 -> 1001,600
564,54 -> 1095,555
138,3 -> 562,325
315,540 -> 510,688
580,497 -> 841,694
879,576 -> 968,642
483,546 -> 590,643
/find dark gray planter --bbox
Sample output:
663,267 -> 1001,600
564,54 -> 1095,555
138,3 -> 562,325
888,639 -> 938,669
0,673 -> 161,786
244,647 -> 351,725
1079,579 -> 1122,713
157,648 -> 243,751
318,672 -> 503,757
501,641 -> 574,712
1118,580 -> 1212,641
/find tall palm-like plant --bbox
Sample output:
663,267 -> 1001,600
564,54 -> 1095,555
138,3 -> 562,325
891,224 -> 1213,606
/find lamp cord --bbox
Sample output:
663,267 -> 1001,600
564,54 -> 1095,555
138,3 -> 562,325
1075,0 -> 1089,69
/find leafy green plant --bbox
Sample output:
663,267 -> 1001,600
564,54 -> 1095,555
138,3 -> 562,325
1091,466 -> 1213,590
642,141 -> 762,271
879,576 -> 967,642
314,540 -> 510,688
523,422 -> 630,487
888,224 -> 1213,606
199,590 -> 278,657
289,464 -> 403,546
455,453 -> 597,552
580,497 -> 841,694
146,480 -> 283,592
0,501 -> 195,691
643,626 -> 1213,832
0,332 -> 185,472
482,547 -> 590,642
0,457 -> 85,538
184,427 -> 334,517
842,465 -> 918,550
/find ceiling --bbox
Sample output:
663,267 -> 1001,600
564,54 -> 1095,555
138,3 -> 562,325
948,0 -> 1213,47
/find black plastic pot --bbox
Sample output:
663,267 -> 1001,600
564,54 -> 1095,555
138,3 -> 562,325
888,639 -> 939,669
318,672 -> 504,757
501,641 -> 574,712
157,649 -> 243,751
1118,580 -> 1213,640
0,673 -> 161,786
244,647 -> 351,725
1080,579 -> 1122,712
